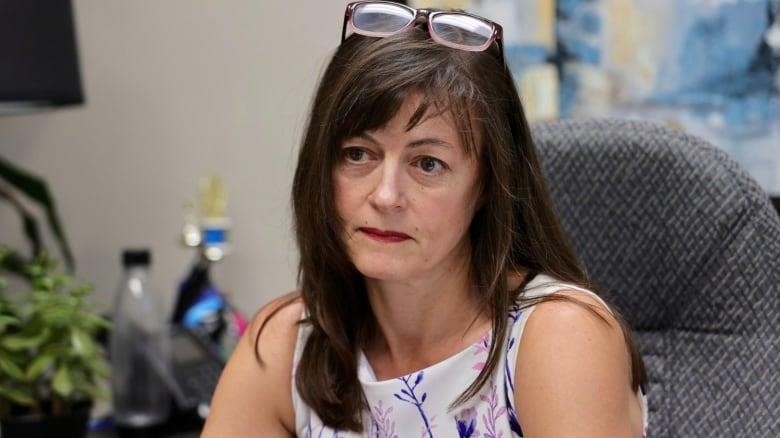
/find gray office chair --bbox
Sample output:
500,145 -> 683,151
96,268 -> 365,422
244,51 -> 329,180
531,118 -> 780,437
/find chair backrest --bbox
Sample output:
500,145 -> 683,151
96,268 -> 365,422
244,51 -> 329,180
531,118 -> 780,437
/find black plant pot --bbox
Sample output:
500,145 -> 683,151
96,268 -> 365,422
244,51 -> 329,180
0,402 -> 91,438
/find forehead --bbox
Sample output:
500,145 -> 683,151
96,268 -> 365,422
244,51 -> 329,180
340,90 -> 481,157
375,93 -> 457,135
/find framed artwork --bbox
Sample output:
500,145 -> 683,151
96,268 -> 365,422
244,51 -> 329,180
411,0 -> 780,195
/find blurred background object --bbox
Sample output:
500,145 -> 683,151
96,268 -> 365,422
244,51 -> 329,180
0,0 -> 84,114
556,0 -> 780,195
413,0 -> 780,197
172,174 -> 246,360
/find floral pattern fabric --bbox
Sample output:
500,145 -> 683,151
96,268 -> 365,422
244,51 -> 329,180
291,274 -> 649,437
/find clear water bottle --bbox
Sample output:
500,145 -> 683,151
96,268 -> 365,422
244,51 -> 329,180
110,249 -> 171,429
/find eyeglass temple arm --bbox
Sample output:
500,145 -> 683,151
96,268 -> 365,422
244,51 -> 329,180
497,38 -> 506,68
341,8 -> 351,43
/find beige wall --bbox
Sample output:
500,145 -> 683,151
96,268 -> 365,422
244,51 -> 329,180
0,0 -> 347,315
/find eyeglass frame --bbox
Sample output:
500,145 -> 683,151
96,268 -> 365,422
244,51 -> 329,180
341,1 -> 505,65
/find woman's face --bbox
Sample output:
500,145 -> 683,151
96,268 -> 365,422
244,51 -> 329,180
333,93 -> 482,284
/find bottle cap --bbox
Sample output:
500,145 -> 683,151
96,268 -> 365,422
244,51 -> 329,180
122,249 -> 151,267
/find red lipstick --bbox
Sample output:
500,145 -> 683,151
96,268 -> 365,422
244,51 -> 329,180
358,227 -> 411,243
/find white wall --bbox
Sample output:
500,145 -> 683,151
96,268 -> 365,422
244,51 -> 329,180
0,0 -> 347,315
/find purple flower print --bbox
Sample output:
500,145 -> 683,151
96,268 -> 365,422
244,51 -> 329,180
471,332 -> 491,371
504,306 -> 524,436
454,407 -> 478,438
419,417 -> 438,438
302,423 -> 341,438
370,400 -> 398,438
479,383 -> 507,438
508,302 -> 522,323
394,371 -> 433,438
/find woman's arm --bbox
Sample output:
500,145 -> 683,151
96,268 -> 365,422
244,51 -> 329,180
202,293 -> 302,437
513,292 -> 644,437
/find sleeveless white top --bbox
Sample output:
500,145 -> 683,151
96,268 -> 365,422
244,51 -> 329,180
292,274 -> 649,437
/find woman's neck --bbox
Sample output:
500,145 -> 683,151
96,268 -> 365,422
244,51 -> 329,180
363,260 -> 490,379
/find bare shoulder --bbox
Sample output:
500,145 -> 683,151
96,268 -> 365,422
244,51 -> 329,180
201,292 -> 303,437
514,290 -> 644,437
251,291 -> 305,353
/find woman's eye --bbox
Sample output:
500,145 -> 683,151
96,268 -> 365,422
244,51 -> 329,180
416,156 -> 446,174
342,147 -> 369,162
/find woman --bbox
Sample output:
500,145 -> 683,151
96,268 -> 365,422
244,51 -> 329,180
204,2 -> 648,437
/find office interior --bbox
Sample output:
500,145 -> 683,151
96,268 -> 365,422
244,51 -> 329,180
1,0 -> 778,436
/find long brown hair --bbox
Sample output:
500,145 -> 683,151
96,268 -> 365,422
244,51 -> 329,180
269,28 -> 647,431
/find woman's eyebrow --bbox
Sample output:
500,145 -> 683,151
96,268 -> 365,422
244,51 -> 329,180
355,133 -> 453,149
407,138 -> 453,149
357,132 -> 379,144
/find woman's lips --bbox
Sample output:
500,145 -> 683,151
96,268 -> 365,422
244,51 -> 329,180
358,227 -> 411,243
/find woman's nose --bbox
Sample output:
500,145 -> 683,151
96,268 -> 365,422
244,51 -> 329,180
368,162 -> 406,211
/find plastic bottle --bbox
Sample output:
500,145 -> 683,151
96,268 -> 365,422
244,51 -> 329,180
110,249 -> 171,430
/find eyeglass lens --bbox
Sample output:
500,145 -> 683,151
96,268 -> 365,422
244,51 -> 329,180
353,3 -> 414,35
430,14 -> 493,47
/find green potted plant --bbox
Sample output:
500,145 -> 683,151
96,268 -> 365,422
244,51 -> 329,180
0,157 -> 109,438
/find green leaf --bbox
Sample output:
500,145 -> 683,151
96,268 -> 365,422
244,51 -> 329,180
0,353 -> 25,380
1,335 -> 41,351
70,328 -> 95,357
32,276 -> 54,292
52,364 -> 74,397
40,307 -> 71,325
0,156 -> 74,271
0,186 -> 44,260
0,314 -> 19,332
87,357 -> 110,379
0,327 -> 49,351
0,249 -> 32,278
25,353 -> 55,381
52,274 -> 71,289
0,385 -> 35,406
25,263 -> 44,279
81,313 -> 112,331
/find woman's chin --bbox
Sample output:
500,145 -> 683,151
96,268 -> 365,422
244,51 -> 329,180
353,259 -> 414,282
